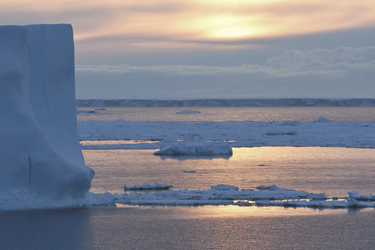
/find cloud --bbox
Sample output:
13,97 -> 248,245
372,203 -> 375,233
2,0 -> 375,46
76,46 -> 375,79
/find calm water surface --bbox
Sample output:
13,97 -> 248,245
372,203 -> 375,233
85,147 -> 375,197
2,206 -> 375,249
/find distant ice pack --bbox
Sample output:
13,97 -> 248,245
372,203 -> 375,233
0,24 -> 94,210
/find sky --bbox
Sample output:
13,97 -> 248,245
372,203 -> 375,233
1,0 -> 375,99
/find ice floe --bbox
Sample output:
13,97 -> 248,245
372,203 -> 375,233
124,183 -> 173,190
153,142 -> 233,156
78,119 -> 375,149
85,184 -> 375,209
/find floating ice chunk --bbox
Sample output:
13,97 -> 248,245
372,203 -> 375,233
348,191 -> 360,198
177,110 -> 201,114
124,183 -> 173,190
95,108 -> 107,111
76,109 -> 96,114
211,184 -> 239,191
183,170 -> 196,173
355,194 -> 375,201
316,116 -> 333,122
153,142 -> 233,156
85,185 -> 375,209
256,185 -> 279,191
310,193 -> 327,199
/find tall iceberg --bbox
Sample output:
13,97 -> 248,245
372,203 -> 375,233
0,24 -> 94,209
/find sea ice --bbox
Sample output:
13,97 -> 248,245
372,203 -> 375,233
153,142 -> 233,156
86,184 -> 375,209
78,119 -> 375,149
124,183 -> 173,190
77,109 -> 96,114
211,184 -> 239,190
315,116 -> 333,123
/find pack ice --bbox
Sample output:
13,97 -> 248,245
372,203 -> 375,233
0,24 -> 94,210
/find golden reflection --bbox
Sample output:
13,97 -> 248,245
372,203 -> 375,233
147,205 -> 350,218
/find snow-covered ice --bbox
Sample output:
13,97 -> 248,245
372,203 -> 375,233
77,109 -> 96,114
78,117 -> 375,149
0,24 -> 94,210
85,184 -> 375,209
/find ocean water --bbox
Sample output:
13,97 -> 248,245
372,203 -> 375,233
85,147 -> 375,197
2,107 -> 375,249
74,107 -> 375,249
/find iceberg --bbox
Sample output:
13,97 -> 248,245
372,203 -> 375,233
0,24 -> 94,210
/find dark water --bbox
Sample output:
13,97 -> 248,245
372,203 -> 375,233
2,108 -> 374,249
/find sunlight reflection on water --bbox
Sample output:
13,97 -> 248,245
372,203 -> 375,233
84,147 -> 375,197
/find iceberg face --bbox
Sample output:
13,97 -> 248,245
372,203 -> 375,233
0,24 -> 94,209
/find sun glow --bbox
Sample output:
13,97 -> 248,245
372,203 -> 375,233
199,16 -> 258,39
211,28 -> 254,39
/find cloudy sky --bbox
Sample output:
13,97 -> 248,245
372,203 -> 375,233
2,0 -> 375,99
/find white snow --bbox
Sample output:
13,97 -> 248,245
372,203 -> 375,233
177,110 -> 201,114
153,142 -> 233,155
0,24 -> 94,210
